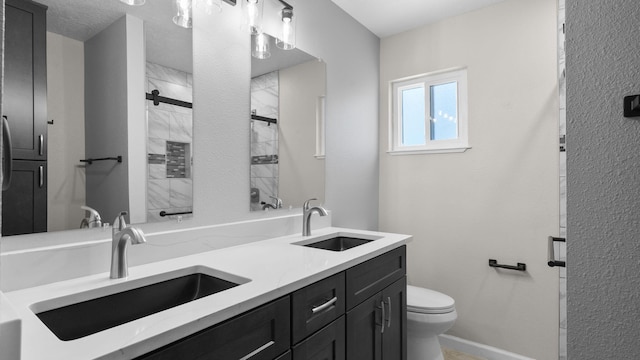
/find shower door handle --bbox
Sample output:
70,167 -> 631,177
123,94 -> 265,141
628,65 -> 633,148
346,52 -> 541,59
548,236 -> 566,267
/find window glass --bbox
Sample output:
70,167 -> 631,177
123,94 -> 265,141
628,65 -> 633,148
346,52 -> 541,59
430,82 -> 458,141
401,86 -> 425,146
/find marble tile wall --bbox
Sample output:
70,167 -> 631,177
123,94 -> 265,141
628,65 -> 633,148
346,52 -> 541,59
250,71 -> 279,211
557,0 -> 567,359
146,62 -> 193,222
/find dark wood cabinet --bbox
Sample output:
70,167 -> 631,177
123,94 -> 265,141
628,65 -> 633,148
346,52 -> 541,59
293,316 -> 346,360
136,296 -> 291,360
276,351 -> 293,360
3,0 -> 48,236
381,277 -> 407,360
1,160 -> 47,235
292,272 -> 346,344
346,292 -> 383,360
345,246 -> 406,309
136,246 -> 406,360
345,247 -> 407,360
4,0 -> 48,161
346,278 -> 406,360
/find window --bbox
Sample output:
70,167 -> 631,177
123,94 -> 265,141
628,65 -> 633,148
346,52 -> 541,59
389,68 -> 469,154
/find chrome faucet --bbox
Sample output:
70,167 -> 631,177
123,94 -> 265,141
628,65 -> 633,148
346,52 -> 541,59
110,211 -> 146,279
262,196 -> 283,210
302,198 -> 328,236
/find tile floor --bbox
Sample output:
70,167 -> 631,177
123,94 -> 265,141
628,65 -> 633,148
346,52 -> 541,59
442,348 -> 486,360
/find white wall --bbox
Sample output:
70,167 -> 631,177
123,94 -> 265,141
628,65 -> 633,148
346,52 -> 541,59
279,60 -> 326,207
192,0 -> 380,229
378,0 -> 559,358
84,15 -> 146,224
566,1 -> 640,358
46,33 -> 86,231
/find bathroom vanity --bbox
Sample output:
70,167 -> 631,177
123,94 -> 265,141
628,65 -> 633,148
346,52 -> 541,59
3,227 -> 409,359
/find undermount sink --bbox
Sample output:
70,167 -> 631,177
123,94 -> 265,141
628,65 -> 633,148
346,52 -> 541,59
33,267 -> 248,341
295,233 -> 382,252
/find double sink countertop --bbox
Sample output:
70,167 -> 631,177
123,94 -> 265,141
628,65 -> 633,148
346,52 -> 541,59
4,227 -> 410,360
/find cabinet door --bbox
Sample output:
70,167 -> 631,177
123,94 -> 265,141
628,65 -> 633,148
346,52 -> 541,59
1,160 -> 47,236
382,277 -> 407,360
293,316 -> 345,360
136,296 -> 290,360
292,272 -> 346,344
4,0 -> 47,160
346,293 -> 383,360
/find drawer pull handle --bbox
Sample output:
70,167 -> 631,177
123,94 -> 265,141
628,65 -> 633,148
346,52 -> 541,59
239,340 -> 275,360
311,296 -> 337,314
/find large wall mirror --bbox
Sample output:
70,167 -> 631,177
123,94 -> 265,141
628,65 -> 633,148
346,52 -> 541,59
249,33 -> 326,211
2,0 -> 194,236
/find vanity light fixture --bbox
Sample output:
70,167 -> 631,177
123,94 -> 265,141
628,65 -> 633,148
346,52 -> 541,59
173,0 -> 193,28
275,0 -> 295,50
244,0 -> 264,35
252,32 -> 271,59
120,0 -> 145,5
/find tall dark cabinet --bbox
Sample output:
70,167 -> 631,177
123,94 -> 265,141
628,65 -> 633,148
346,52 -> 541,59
2,0 -> 48,236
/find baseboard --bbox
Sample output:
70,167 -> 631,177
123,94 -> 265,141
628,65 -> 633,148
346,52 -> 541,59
439,334 -> 535,360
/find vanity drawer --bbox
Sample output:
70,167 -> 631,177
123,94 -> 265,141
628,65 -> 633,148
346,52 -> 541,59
292,316 -> 346,360
292,272 -> 346,344
136,296 -> 290,360
346,246 -> 406,310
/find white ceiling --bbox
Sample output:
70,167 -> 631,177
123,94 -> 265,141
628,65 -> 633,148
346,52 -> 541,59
37,0 -> 192,73
330,0 -> 509,38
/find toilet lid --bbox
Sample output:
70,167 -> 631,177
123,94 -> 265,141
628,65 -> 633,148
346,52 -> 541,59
407,285 -> 455,314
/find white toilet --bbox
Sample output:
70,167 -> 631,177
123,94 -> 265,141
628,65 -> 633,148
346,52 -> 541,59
407,285 -> 457,360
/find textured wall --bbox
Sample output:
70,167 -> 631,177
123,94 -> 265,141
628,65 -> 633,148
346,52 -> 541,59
566,1 -> 640,358
379,0 -> 559,358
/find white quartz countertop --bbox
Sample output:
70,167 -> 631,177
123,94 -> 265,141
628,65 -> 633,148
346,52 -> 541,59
4,227 -> 410,360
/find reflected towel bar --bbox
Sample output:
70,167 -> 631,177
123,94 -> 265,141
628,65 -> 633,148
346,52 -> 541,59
80,156 -> 122,165
160,210 -> 193,217
489,259 -> 526,271
146,90 -> 192,109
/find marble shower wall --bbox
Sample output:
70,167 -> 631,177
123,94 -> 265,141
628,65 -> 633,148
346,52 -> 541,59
146,62 -> 193,222
557,0 -> 567,358
250,71 -> 279,211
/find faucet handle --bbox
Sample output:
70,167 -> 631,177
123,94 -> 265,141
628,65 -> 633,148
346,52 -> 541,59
270,196 -> 283,208
303,198 -> 318,211
113,211 -> 128,231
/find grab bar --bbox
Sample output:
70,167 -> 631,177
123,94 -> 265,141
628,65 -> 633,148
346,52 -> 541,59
2,116 -> 12,191
548,236 -> 566,267
489,259 -> 526,271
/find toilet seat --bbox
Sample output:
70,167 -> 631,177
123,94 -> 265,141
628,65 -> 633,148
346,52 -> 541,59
407,285 -> 455,314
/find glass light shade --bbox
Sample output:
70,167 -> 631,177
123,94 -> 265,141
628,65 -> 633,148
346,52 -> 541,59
252,33 -> 271,59
275,8 -> 295,50
173,0 -> 193,29
120,0 -> 145,5
243,0 -> 263,35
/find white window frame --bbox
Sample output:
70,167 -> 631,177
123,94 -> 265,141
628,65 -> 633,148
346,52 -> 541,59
388,67 -> 470,155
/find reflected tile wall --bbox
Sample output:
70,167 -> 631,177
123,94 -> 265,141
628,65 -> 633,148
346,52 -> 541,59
250,71 -> 279,211
146,62 -> 193,221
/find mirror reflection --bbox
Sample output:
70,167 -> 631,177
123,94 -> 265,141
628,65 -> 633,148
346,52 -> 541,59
249,33 -> 326,211
1,0 -> 194,236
